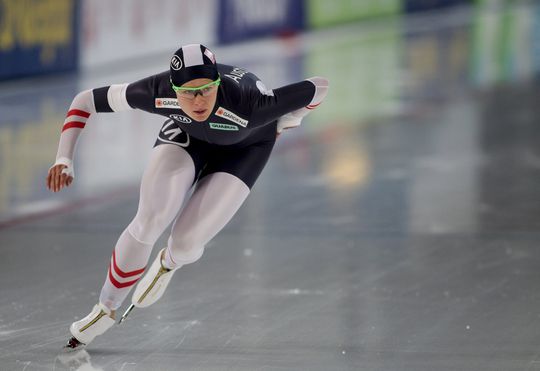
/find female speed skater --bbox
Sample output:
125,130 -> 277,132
47,44 -> 329,350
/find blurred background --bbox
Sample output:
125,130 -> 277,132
2,1 -> 540,370
1,0 -> 538,226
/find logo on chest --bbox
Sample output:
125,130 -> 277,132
215,107 -> 248,127
170,114 -> 192,123
155,98 -> 181,109
209,122 -> 239,131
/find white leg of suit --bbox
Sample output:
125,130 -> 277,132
99,144 -> 195,310
163,172 -> 250,268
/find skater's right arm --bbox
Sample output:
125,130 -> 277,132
47,75 -> 158,192
47,88 -> 98,192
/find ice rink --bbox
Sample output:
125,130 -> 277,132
2,3 -> 540,370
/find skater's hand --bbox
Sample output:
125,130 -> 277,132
47,164 -> 74,192
275,126 -> 294,139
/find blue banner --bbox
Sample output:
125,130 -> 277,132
0,0 -> 79,80
217,0 -> 305,44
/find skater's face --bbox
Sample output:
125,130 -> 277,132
174,78 -> 219,122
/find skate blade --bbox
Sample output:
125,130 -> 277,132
119,304 -> 135,324
62,336 -> 86,352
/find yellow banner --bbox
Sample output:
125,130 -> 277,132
0,0 -> 74,62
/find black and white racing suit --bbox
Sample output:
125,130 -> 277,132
52,63 -> 328,310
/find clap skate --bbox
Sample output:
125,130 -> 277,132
120,248 -> 176,323
63,303 -> 115,351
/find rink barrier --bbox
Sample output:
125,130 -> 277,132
218,0 -> 473,43
217,0 -> 305,44
0,0 -> 476,80
0,0 -> 79,80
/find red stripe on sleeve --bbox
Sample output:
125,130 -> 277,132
307,102 -> 321,110
112,249 -> 146,278
67,109 -> 91,118
61,121 -> 86,132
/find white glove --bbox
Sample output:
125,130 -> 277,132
277,76 -> 329,133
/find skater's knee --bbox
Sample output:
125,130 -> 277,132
128,212 -> 170,244
167,234 -> 205,265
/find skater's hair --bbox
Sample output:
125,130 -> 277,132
170,44 -> 218,87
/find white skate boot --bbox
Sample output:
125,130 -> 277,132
132,248 -> 177,308
64,303 -> 115,351
119,248 -> 178,323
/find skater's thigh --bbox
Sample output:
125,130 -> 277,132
130,128 -> 213,241
142,144 -> 196,181
135,144 -> 196,224
168,172 -> 250,256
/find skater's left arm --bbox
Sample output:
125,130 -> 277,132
249,77 -> 329,131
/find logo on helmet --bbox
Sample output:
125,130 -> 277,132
171,55 -> 183,70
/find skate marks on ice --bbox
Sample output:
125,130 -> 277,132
0,317 -> 106,370
0,320 -> 67,354
56,350 -> 140,371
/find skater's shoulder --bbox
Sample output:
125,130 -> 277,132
218,64 -> 260,87
217,64 -> 265,111
127,70 -> 176,99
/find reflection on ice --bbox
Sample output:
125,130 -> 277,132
56,349 -> 103,371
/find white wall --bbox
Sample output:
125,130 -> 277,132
80,0 -> 218,69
